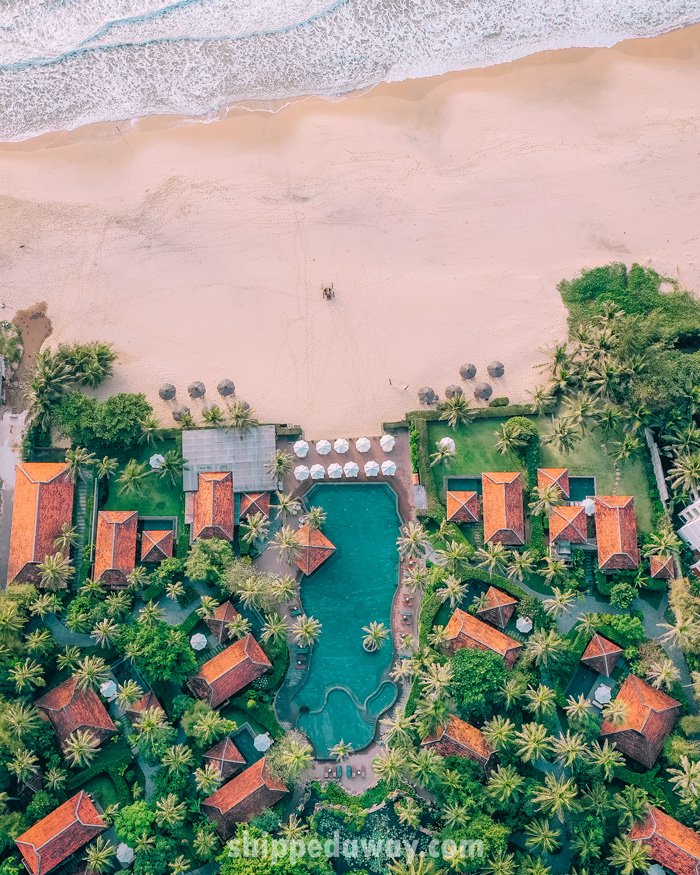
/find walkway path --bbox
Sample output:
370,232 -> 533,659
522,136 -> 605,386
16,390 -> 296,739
0,409 -> 26,586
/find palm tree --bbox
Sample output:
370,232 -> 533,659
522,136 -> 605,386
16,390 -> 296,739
481,715 -> 515,751
380,709 -> 416,744
227,616 -> 252,640
261,612 -> 288,644
441,801 -> 470,829
403,567 -> 430,594
669,451 -> 700,498
73,655 -> 110,691
169,856 -> 190,875
395,797 -> 422,829
515,722 -> 552,763
571,831 -> 603,863
84,836 -> 116,874
429,443 -> 455,468
528,384 -> 554,413
329,740 -> 354,762
178,411 -> 196,429
276,735 -> 313,782
115,680 -> 143,710
57,645 -> 82,672
194,763 -> 223,795
563,394 -> 597,433
65,446 -> 96,482
475,542 -> 509,577
2,701 -> 40,737
54,522 -> 79,555
28,592 -> 61,618
9,658 -> 45,693
419,661 -> 453,699
195,595 -> 220,620
396,522 -> 427,560
435,540 -> 473,576
90,618 -> 120,648
575,612 -> 599,637
486,764 -> 524,804
531,773 -> 579,823
65,729 -> 100,767
8,748 -> 40,784
202,404 -> 225,426
494,420 -> 530,456
436,574 -> 467,608
138,601 -> 163,625
588,739 -> 624,781
506,549 -> 537,582
551,730 -> 587,768
193,826 -> 220,859
657,616 -> 700,650
105,590 -> 132,618
415,695 -> 449,739
305,505 -> 327,530
523,683 -> 557,719
439,393 -> 474,429
608,837 -> 649,875
525,628 -> 567,669
271,574 -> 297,604
25,628 -> 53,654
372,749 -> 405,787
614,785 -> 650,829
543,586 -> 578,618
529,484 -> 565,517
190,709 -> 231,744
240,511 -> 271,547
668,755 -> 700,804
499,675 -> 526,710
292,615 -> 322,647
272,525 -> 302,565
161,744 -> 194,775
427,625 -> 448,649
564,693 -> 596,728
643,524 -> 681,557
523,819 -> 560,854
38,552 -> 74,590
44,766 -> 68,791
95,456 -> 119,482
387,852 -> 444,875
362,621 -> 390,652
227,400 -> 259,432
611,435 -> 642,466
117,459 -> 150,496
409,747 -> 445,789
581,782 -> 610,816
543,418 -> 581,454
26,350 -> 73,428
155,794 -> 187,827
645,656 -> 680,691
158,449 -> 186,485
165,580 -> 186,601
482,850 -> 517,875
139,414 -> 160,445
267,449 -> 293,482
134,707 -> 168,746
541,555 -> 568,585
275,491 -> 302,520
602,698 -> 628,728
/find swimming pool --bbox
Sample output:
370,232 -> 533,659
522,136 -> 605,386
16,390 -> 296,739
276,483 -> 401,758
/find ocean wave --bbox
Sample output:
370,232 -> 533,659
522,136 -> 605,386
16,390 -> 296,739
1,0 -> 699,141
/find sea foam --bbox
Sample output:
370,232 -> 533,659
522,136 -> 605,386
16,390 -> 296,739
0,0 -> 699,141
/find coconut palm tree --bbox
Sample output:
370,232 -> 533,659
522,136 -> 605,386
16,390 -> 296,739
271,574 -> 297,604
396,522 -> 428,560
543,586 -> 579,618
227,616 -> 252,640
169,856 -> 190,875
588,739 -> 624,782
668,755 -> 700,804
611,435 -> 642,466
38,552 -> 75,590
275,734 -> 313,782
65,446 -> 96,482
506,549 -> 537,582
2,701 -> 40,738
475,542 -> 509,577
26,350 -> 73,428
81,577 -> 106,597
305,505 -> 327,530
115,680 -> 143,711
202,404 -> 226,426
329,740 -> 354,762
73,655 -> 110,691
227,400 -> 259,432
436,574 -> 467,608
178,411 -> 196,429
54,522 -> 79,555
523,683 -> 557,719
564,693 -> 596,728
395,797 -> 422,829
189,709 -> 231,745
439,393 -> 474,429
362,621 -> 390,652
441,801 -> 470,829
430,443 -> 455,468
515,722 -> 552,763
482,850 -> 517,875
531,773 -> 579,823
90,618 -> 120,648
138,601 -> 163,625
602,698 -> 628,728
581,782 -> 610,817
117,459 -> 150,496
292,615 -> 322,647
95,455 -> 119,482
435,540 -> 473,576
158,449 -> 186,485
415,696 -> 449,739
275,491 -> 302,520
8,748 -> 40,784
499,675 -> 526,710
195,595 -> 219,620
614,785 -> 650,829
28,592 -> 62,618
486,764 -> 524,804
481,715 -> 515,751
669,452 -> 700,498
65,729 -> 100,767
105,591 -> 132,618
645,656 -> 680,691
657,616 -> 700,650
494,419 -> 530,456
524,819 -> 560,854
643,524 -> 681,557
380,709 -> 416,744
571,831 -> 603,863
193,826 -> 220,859
543,418 -> 581,454
427,625 -> 448,649
139,414 -> 160,445
551,730 -> 587,768
403,567 -> 430,595
529,484 -> 565,517
387,852 -> 443,875
161,744 -> 194,775
372,749 -> 405,787
194,763 -> 222,795
541,555 -> 568,585
575,612 -> 599,637
133,833 -> 155,855
25,628 -> 53,654
608,837 -> 649,875
267,449 -> 293,482
165,580 -> 186,601
44,766 -> 68,791
155,794 -> 187,827
272,525 -> 303,565
57,645 -> 82,672
563,394 -> 597,433
9,658 -> 45,693
524,628 -> 567,669
84,836 -> 116,874
134,707 -> 168,747
409,747 -> 445,789
261,612 -> 288,645
419,661 -> 453,699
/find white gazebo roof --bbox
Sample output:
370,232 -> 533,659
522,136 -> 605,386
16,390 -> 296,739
116,844 -> 135,864
100,680 -> 117,700
190,633 -> 208,651
149,453 -> 165,470
594,683 -> 612,704
254,732 -> 273,752
516,616 -> 533,634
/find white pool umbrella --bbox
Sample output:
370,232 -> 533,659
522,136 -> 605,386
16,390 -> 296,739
190,633 -> 208,651
438,436 -> 456,453
294,465 -> 310,481
595,684 -> 612,704
344,461 -> 359,478
356,437 -> 371,453
100,680 -> 117,700
149,453 -> 165,470
316,439 -> 332,455
254,733 -> 273,752
380,434 -> 395,452
116,844 -> 135,865
328,463 -> 343,479
310,464 -> 325,480
364,460 -> 380,477
582,497 -> 596,516
294,440 -> 309,458
381,459 -> 397,476
334,438 -> 350,454
516,616 -> 533,634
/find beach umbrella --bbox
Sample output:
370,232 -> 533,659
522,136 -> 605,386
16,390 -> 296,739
116,844 -> 135,865
100,680 -> 117,700
474,381 -> 493,400
217,378 -> 235,397
516,616 -> 533,634
334,438 -> 350,454
594,684 -> 612,704
254,733 -> 273,752
294,465 -> 310,481
445,384 -> 463,399
172,405 -> 190,423
190,633 -> 208,651
582,497 -> 596,516
188,381 -> 206,399
381,459 -> 397,476
344,461 -> 359,478
310,464 -> 325,480
327,463 -> 343,479
158,383 -> 176,401
418,386 -> 437,405
149,453 -> 165,470
488,361 -> 505,378
364,460 -> 380,477
356,437 -> 371,453
293,440 -> 309,458
316,439 -> 332,455
438,436 -> 456,454
459,363 -> 476,380
379,434 -> 395,452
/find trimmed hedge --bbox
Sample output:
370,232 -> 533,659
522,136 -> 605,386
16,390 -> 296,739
409,416 -> 442,520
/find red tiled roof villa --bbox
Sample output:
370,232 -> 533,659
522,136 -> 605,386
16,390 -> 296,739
202,758 -> 287,839
443,608 -> 522,668
594,495 -> 639,571
192,471 -> 235,541
93,510 -> 138,589
141,529 -> 174,563
481,472 -> 525,545
549,504 -> 588,545
292,524 -> 336,575
422,715 -> 494,766
446,490 -> 479,523
537,467 -> 570,498
35,677 -> 116,753
188,634 -> 271,707
581,633 -> 623,677
475,586 -> 517,629
630,806 -> 700,875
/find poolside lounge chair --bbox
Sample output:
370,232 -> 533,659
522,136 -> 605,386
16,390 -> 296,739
289,605 -> 302,617
360,766 -> 366,778
336,765 -> 342,779
346,765 -> 352,778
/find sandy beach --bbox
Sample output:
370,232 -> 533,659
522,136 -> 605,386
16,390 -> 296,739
1,25 -> 699,438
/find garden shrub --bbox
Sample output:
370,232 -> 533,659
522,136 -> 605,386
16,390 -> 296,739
489,396 -> 509,407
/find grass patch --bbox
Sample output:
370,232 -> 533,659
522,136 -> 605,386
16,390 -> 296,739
81,772 -> 121,809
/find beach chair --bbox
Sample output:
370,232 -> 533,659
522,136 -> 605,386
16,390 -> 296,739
336,765 -> 342,779
346,765 -> 352,779
360,766 -> 366,778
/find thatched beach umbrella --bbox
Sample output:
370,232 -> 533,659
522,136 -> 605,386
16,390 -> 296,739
445,384 -> 463,399
172,405 -> 191,422
487,361 -> 505,378
159,383 -> 176,401
459,363 -> 476,380
188,381 -> 206,399
217,378 -> 235,397
418,386 -> 437,405
474,382 -> 493,401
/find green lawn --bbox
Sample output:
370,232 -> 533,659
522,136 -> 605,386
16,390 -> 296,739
81,773 -> 121,809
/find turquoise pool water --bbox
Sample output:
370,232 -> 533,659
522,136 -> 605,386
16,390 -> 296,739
446,476 -> 482,494
569,476 -> 596,501
277,483 -> 401,758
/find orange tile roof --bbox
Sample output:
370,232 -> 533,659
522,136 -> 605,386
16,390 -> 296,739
188,634 -> 271,708
481,472 -> 525,545
292,524 -> 336,575
202,758 -> 287,838
93,511 -> 137,589
537,468 -> 570,498
124,692 -> 164,722
443,608 -> 522,668
239,492 -> 271,519
140,529 -> 174,563
35,678 -> 116,752
601,674 -> 680,768
446,490 -> 479,523
581,633 -> 623,676
192,472 -> 234,541
422,715 -> 494,765
476,585 -> 518,628
8,462 -> 74,584
549,504 -> 588,544
16,791 -> 105,875
650,554 -> 674,580
594,496 -> 639,571
205,601 -> 241,643
630,806 -> 700,875
204,737 -> 246,780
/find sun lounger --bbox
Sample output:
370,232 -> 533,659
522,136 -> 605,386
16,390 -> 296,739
336,765 -> 342,779
360,766 -> 366,778
346,765 -> 352,778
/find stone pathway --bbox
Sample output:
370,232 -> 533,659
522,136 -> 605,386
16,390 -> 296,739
0,409 -> 26,585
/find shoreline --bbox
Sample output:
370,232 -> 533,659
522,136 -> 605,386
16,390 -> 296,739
1,25 -> 699,436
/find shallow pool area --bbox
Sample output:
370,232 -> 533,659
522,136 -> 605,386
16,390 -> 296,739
276,483 -> 401,758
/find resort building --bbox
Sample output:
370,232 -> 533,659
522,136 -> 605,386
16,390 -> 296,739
93,510 -> 138,589
35,677 -> 116,753
445,490 -> 479,524
601,674 -> 681,768
191,471 -> 235,541
188,633 -> 271,708
240,492 -> 271,519
443,608 -> 522,668
629,806 -> 700,875
481,472 -> 525,545
203,737 -> 246,780
205,600 -> 241,643
549,504 -> 588,545
581,633 -> 623,677
650,554 -> 674,580
140,528 -> 174,562
475,586 -> 518,629
678,497 -> 700,559
181,426 -> 277,494
421,715 -> 494,767
292,523 -> 336,575
16,791 -> 105,875
537,467 -> 570,498
202,758 -> 287,839
594,496 -> 640,571
8,462 -> 74,584
124,691 -> 165,723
